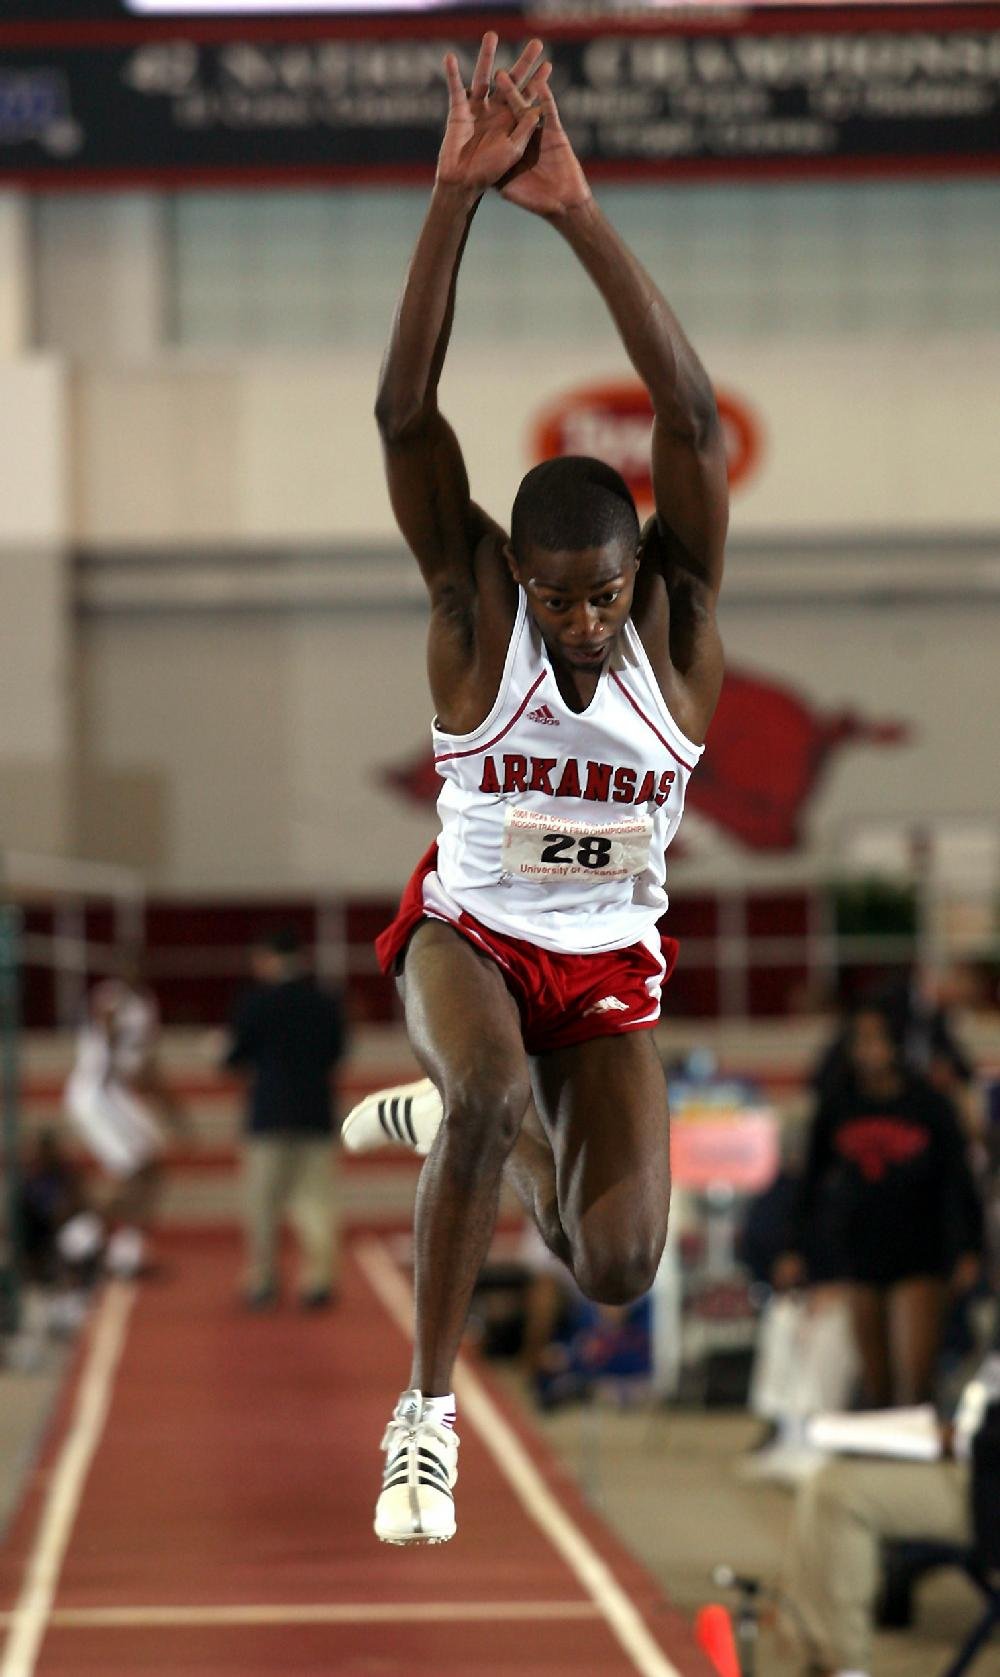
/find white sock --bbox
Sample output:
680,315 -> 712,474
833,1669 -> 870,1676
422,1393 -> 456,1430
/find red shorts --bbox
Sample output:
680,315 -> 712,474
375,844 -> 679,1056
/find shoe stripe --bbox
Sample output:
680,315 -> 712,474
417,1448 -> 451,1472
389,1097 -> 408,1143
377,1099 -> 393,1141
384,1450 -> 451,1485
415,1469 -> 451,1494
416,1457 -> 451,1487
383,1472 -> 453,1497
402,1097 -> 418,1148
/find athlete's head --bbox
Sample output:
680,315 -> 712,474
507,457 -> 640,672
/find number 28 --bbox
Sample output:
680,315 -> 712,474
540,833 -> 613,869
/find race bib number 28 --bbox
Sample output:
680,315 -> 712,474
501,807 -> 653,884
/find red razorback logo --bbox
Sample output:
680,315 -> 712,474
381,664 -> 909,854
836,1117 -> 930,1183
531,380 -> 761,508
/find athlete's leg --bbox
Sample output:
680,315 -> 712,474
402,921 -> 538,1395
530,1031 -> 671,1306
501,1101 -> 571,1266
343,1054 -> 570,1263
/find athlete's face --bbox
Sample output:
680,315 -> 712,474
508,539 -> 639,672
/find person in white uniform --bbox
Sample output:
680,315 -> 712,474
345,33 -> 729,1544
64,966 -> 182,1276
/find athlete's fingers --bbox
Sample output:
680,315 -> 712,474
523,61 -> 553,101
509,37 -> 545,92
536,79 -> 566,132
470,30 -> 498,101
509,105 -> 543,155
443,52 -> 467,111
495,61 -> 550,120
493,68 -> 523,114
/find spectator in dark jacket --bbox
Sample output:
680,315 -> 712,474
777,1005 -> 983,1406
224,927 -> 347,1310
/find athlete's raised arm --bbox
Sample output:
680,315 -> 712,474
375,35 -> 547,598
497,71 -> 728,726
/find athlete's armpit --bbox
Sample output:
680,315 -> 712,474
664,564 -> 723,684
427,525 -> 519,732
635,516 -> 724,740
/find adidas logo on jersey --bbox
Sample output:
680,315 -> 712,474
526,704 -> 559,726
584,996 -> 630,1015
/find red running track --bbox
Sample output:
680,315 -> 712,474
0,1229 -> 715,1677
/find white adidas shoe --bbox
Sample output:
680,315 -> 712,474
341,1077 -> 443,1158
375,1390 -> 459,1545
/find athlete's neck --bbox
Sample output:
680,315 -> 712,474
548,656 -> 604,714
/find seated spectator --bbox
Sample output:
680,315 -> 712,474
782,1338 -> 1000,1677
778,1006 -> 983,1408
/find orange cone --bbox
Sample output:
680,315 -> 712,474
694,1602 -> 741,1677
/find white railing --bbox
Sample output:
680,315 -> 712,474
0,850 -> 145,1028
3,816 -> 997,1025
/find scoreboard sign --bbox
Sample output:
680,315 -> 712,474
1,5 -> 998,185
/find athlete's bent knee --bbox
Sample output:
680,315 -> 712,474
437,1065 -> 531,1178
573,1234 -> 664,1307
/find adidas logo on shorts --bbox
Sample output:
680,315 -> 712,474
584,995 -> 630,1015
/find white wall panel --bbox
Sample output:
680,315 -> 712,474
75,594 -> 998,893
71,335 -> 1000,545
0,193 -> 31,356
0,359 -> 67,543
34,195 -> 168,360
0,359 -> 72,849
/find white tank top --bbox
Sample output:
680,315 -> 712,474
71,981 -> 158,1084
432,589 -> 703,954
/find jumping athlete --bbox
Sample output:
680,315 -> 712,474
344,33 -> 729,1544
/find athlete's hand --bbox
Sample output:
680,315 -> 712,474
495,73 -> 592,218
436,33 -> 548,196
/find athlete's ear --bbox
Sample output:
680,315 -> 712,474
503,542 -> 520,583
